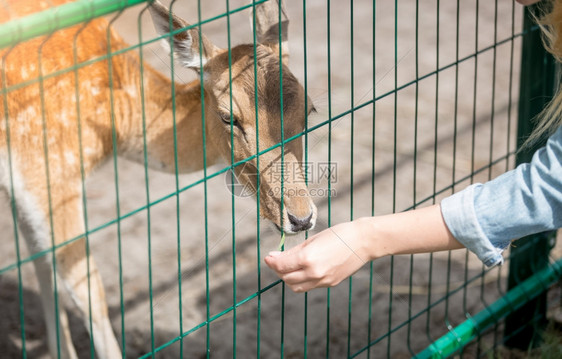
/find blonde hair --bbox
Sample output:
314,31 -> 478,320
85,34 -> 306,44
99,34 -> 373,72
525,0 -> 562,147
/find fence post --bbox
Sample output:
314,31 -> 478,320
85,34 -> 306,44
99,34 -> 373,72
504,5 -> 557,350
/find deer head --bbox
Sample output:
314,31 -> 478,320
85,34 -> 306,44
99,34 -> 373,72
149,1 -> 317,233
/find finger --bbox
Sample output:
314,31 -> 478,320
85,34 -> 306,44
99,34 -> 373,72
287,279 -> 323,293
277,269 -> 311,285
264,249 -> 304,274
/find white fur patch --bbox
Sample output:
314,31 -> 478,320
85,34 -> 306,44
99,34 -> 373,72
124,85 -> 137,98
159,36 -> 206,70
64,151 -> 76,166
177,35 -> 205,69
17,106 -> 37,123
202,71 -> 211,82
56,79 -> 71,89
84,147 -> 96,156
60,110 -> 70,127
159,38 -> 173,56
2,160 -> 50,253
0,152 -> 8,190
15,106 -> 37,136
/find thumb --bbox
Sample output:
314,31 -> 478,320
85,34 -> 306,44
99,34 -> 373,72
264,249 -> 302,273
264,251 -> 282,269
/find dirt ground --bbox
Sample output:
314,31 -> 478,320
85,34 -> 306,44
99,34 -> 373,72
0,0 -> 551,358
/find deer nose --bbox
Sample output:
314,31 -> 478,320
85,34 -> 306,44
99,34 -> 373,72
287,212 -> 314,232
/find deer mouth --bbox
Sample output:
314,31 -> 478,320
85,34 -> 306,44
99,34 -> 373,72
287,212 -> 314,232
269,205 -> 317,235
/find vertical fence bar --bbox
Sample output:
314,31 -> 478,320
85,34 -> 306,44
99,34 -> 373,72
506,0 -> 516,173
141,6 -> 155,354
388,1 -> 398,356
224,0 -> 238,356
464,1 -> 481,353
442,0 -> 460,343
138,5 -> 153,357
103,11 -> 128,358
367,1 -> 377,357
1,47 -> 28,358
347,0 -> 355,357
72,16 -> 97,358
278,0 -> 287,355
251,2 -> 262,357
504,4 -> 557,349
37,32 -> 64,359
490,0 -> 501,351
165,1 -> 184,356
326,0 -> 333,356
302,0 -> 310,357
406,0 -> 420,355
194,1 -> 212,357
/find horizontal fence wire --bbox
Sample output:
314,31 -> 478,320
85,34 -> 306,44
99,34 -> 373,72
1,0 -> 560,358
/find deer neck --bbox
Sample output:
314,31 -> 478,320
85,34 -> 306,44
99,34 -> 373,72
117,63 -> 222,174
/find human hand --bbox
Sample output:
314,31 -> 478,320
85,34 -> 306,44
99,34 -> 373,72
265,205 -> 463,293
264,219 -> 373,293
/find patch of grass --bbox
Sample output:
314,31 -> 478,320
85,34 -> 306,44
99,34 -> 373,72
491,320 -> 562,359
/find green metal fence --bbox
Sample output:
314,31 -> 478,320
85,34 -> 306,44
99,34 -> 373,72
0,0 -> 560,358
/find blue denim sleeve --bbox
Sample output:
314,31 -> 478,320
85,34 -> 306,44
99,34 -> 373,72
440,126 -> 562,267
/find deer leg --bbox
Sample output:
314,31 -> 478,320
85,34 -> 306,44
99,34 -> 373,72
56,238 -> 121,359
18,184 -> 120,359
50,191 -> 121,359
17,196 -> 78,359
31,256 -> 77,359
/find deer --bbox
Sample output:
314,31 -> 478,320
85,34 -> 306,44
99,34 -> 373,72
0,0 -> 317,357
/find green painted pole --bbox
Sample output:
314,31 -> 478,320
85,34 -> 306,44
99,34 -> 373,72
505,4 -> 557,349
414,258 -> 562,359
0,0 -> 148,50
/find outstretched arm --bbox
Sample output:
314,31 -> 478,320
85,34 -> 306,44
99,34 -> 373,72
264,204 -> 464,293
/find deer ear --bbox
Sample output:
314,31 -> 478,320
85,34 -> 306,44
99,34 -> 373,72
149,1 -> 219,70
252,0 -> 289,66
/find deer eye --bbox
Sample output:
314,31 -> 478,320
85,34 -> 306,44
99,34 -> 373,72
218,111 -> 242,131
